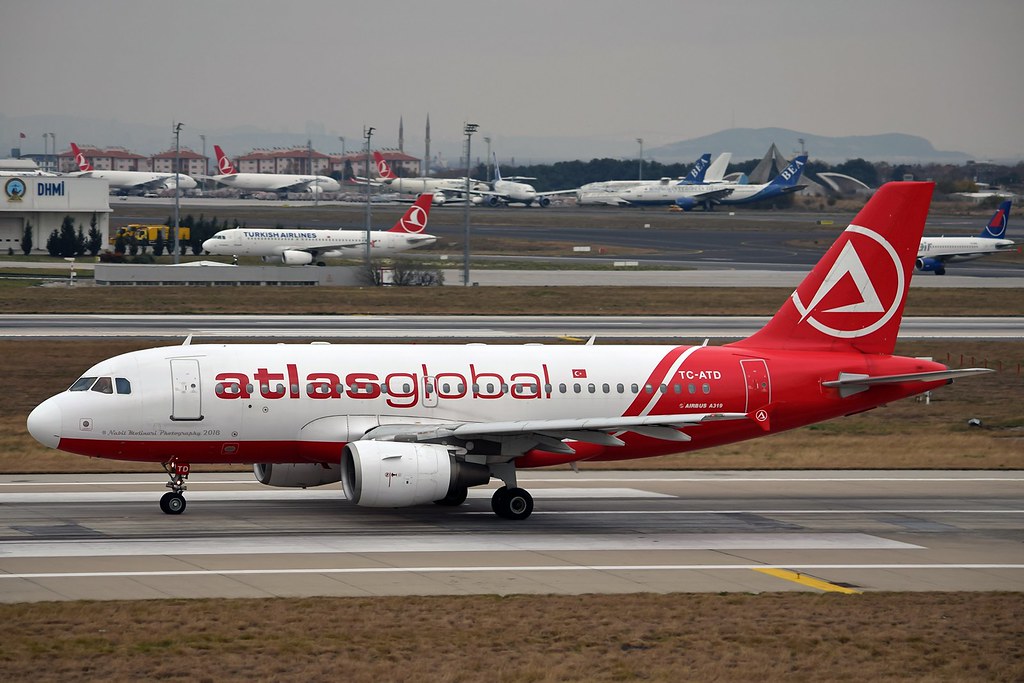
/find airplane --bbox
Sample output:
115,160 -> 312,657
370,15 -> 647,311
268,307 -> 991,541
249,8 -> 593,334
68,142 -> 198,193
201,193 -> 436,264
916,200 -> 1015,275
471,154 -> 577,207
27,181 -> 991,520
361,152 -> 489,205
576,154 -> 714,206
618,155 -> 808,210
208,145 -> 341,195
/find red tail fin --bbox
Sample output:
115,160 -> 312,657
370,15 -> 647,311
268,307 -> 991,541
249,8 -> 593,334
373,151 -> 397,180
69,142 -> 93,172
213,145 -> 237,175
388,194 -> 433,233
733,181 -> 934,355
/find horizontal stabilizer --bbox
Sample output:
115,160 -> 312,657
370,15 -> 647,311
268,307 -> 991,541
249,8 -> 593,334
823,368 -> 993,397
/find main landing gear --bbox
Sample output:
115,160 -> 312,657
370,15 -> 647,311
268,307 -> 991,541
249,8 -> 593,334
491,487 -> 534,520
160,460 -> 190,515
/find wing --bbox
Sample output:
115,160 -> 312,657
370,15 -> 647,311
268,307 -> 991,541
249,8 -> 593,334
536,189 -> 580,198
361,412 -> 748,456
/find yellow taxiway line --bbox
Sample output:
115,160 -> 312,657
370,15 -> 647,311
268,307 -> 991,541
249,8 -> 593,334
754,568 -> 862,594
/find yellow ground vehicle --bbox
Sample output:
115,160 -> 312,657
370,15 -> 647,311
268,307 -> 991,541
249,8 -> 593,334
109,224 -> 191,245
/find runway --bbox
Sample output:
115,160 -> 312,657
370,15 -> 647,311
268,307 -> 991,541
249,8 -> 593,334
1,314 -> 1022,339
1,471 -> 1021,601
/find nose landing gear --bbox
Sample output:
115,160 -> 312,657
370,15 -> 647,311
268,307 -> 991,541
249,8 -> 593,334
160,460 -> 190,515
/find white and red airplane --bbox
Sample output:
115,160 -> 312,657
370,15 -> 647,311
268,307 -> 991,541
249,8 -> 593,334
68,142 -> 198,193
208,145 -> 341,194
201,193 -> 437,264
358,152 -> 489,205
27,182 -> 989,519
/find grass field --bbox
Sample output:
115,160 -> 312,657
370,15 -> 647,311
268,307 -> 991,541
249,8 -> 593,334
1,593 -> 1021,681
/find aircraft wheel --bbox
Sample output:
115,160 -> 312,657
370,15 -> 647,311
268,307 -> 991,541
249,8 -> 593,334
161,491 -> 186,515
434,486 -> 468,506
492,486 -> 533,520
935,267 -> 946,275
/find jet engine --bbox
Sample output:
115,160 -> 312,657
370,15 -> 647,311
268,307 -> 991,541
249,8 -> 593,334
430,193 -> 448,205
254,463 -> 341,488
482,195 -> 501,207
915,257 -> 946,275
341,441 -> 490,507
675,197 -> 699,211
537,196 -> 551,208
281,250 -> 314,265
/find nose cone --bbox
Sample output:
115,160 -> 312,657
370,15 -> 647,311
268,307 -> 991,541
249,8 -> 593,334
27,397 -> 62,449
202,238 -> 217,253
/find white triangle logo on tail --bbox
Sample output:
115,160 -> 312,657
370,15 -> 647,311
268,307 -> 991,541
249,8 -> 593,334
400,206 -> 427,233
792,225 -> 904,339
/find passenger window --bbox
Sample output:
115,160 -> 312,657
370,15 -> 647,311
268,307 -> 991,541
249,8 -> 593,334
70,377 -> 97,392
616,383 -> 624,394
559,383 -> 567,394
115,378 -> 131,394
702,383 -> 711,394
91,377 -> 113,394
631,383 -> 639,394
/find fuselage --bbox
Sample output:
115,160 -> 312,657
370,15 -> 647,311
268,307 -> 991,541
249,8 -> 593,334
202,227 -> 435,258
386,177 -> 487,195
27,342 -> 948,468
918,235 -> 1015,263
620,182 -> 730,205
69,169 -> 198,191
210,173 -> 341,193
493,179 -> 538,204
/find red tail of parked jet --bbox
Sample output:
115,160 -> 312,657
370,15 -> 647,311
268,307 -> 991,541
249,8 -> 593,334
372,151 -> 398,181
213,145 -> 238,175
69,142 -> 93,172
736,182 -> 932,355
387,193 -> 433,233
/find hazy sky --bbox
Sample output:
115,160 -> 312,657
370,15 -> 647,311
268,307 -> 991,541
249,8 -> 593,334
2,0 -> 1022,159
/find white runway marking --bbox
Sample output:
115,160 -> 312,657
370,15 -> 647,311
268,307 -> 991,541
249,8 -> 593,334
3,564 -> 1023,581
0,533 -> 920,558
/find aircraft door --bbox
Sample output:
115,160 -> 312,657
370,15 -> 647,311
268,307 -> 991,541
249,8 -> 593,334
423,376 -> 438,408
170,359 -> 203,421
740,359 -> 771,413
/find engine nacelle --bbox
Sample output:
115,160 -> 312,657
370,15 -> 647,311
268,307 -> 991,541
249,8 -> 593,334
341,441 -> 490,507
304,184 -> 324,195
482,195 -> 501,207
675,197 -> 698,211
916,257 -> 946,274
281,249 -> 314,265
254,463 -> 341,488
431,192 -> 448,205
537,196 -> 551,208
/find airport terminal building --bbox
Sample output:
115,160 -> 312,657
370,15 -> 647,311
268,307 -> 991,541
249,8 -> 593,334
0,176 -> 110,252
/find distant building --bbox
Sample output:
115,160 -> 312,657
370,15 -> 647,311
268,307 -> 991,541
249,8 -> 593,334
328,149 -> 420,179
58,146 -> 147,173
0,176 -> 111,252
149,148 -> 207,177
235,148 -> 332,175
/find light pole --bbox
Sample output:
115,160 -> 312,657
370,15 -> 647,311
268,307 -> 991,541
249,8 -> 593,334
48,133 -> 55,172
41,134 -> 48,171
637,137 -> 644,181
308,139 -> 319,207
483,136 -> 491,182
338,136 -> 345,179
199,134 -> 207,192
173,122 -> 183,264
363,126 -> 374,265
462,122 -> 478,287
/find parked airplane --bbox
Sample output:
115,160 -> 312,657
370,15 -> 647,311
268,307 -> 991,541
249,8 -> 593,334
27,182 -> 990,520
201,194 -> 436,264
363,152 -> 488,204
916,200 -> 1015,274
576,154 -> 714,205
209,145 -> 341,194
618,155 -> 808,210
68,142 -> 198,193
472,154 -> 576,207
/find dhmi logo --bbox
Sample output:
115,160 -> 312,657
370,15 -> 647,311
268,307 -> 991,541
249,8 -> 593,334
37,181 -> 65,197
792,225 -> 904,339
4,177 -> 26,202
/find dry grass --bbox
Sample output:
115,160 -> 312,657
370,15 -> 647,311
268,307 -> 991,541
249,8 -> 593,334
4,339 -> 1022,474
0,593 -> 1021,682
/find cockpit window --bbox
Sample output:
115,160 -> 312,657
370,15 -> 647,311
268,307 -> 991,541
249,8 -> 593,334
91,377 -> 114,394
115,378 -> 132,395
70,377 -> 97,392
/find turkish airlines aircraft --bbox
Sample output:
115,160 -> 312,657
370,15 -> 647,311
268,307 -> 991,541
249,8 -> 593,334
27,182 -> 990,519
68,142 -> 198,193
360,152 -> 488,205
209,145 -> 341,194
916,200 -> 1014,274
201,194 -> 437,264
